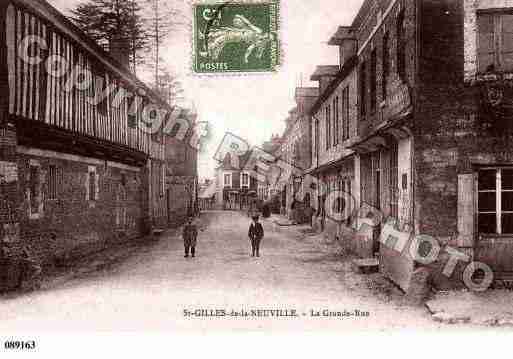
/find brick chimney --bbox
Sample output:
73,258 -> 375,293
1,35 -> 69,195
295,87 -> 319,116
328,26 -> 357,67
310,66 -> 339,94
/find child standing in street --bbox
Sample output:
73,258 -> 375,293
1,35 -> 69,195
248,216 -> 264,257
183,218 -> 198,258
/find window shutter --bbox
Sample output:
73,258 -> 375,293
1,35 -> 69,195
478,13 -> 495,72
84,172 -> 90,201
457,174 -> 475,248
501,14 -> 513,71
95,173 -> 100,201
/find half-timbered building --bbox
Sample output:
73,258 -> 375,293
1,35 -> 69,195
0,0 -> 196,290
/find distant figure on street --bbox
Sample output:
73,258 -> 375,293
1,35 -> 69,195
248,216 -> 264,257
183,218 -> 198,258
247,199 -> 258,218
305,205 -> 315,227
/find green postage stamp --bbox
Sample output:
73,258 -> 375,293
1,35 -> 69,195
193,1 -> 280,74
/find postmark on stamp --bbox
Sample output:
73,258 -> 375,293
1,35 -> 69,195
193,1 -> 280,74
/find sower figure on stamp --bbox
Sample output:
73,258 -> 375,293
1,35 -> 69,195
183,218 -> 198,258
248,215 -> 264,257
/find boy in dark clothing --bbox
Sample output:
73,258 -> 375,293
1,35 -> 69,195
183,218 -> 198,258
248,216 -> 264,257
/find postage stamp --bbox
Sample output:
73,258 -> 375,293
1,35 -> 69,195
193,1 -> 280,74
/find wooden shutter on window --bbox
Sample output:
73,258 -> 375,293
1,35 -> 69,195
478,13 -> 495,73
95,173 -> 100,201
457,174 -> 476,248
501,14 -> 513,71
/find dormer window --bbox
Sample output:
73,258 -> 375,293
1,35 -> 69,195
478,11 -> 513,73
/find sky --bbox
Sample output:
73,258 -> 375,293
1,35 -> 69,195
47,0 -> 363,179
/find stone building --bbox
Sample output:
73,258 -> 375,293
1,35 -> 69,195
257,135 -> 281,202
308,36 -> 359,241
163,109 -> 199,228
215,151 -> 258,211
0,0 -> 197,291
273,87 -> 318,222
334,0 -> 415,294
304,0 -> 513,292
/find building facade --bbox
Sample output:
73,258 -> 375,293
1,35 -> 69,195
274,87 -> 318,222
215,151 -> 257,211
164,109 -> 199,228
308,48 -> 359,243
0,0 -> 196,291
303,0 -> 513,292
258,134 -> 282,203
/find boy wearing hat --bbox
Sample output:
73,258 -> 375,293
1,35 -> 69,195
248,216 -> 264,257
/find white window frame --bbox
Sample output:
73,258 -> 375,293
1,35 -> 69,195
241,172 -> 250,188
224,172 -> 232,188
478,167 -> 513,235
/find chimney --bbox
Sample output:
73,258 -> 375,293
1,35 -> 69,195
328,26 -> 357,67
310,66 -> 339,94
295,87 -> 320,115
110,32 -> 131,69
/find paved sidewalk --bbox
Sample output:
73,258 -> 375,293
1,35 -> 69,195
426,290 -> 513,327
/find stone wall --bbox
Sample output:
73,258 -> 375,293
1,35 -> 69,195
166,176 -> 196,228
17,148 -> 145,266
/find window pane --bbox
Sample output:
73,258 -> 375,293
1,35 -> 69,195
479,169 -> 496,190
479,52 -> 496,72
502,51 -> 513,71
478,14 -> 494,34
502,34 -> 513,53
479,213 -> 497,234
478,14 -> 496,72
502,191 -> 513,211
479,191 -> 496,212
502,14 -> 513,33
502,169 -> 513,190
479,33 -> 495,53
503,213 -> 513,234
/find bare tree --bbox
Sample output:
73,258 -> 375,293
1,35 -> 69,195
145,0 -> 179,86
152,64 -> 184,105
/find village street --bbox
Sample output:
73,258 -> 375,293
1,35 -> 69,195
0,211 -> 470,332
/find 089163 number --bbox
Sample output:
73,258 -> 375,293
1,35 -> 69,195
4,340 -> 36,350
